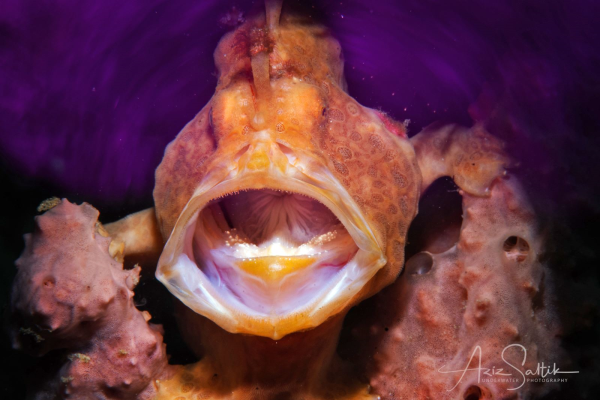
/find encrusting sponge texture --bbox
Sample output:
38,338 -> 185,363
10,200 -> 168,399
348,178 -> 561,399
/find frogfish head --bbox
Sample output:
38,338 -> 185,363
154,6 -> 421,339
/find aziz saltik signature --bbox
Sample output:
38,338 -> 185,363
437,344 -> 579,391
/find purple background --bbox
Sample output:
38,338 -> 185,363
1,0 -> 599,205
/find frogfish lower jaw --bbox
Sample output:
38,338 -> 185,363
156,135 -> 386,339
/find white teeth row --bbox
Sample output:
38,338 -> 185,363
223,228 -> 338,250
235,252 -> 328,263
229,240 -> 329,258
306,230 -> 338,246
220,230 -> 332,258
211,188 -> 301,202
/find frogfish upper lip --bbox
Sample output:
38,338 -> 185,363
156,135 -> 386,339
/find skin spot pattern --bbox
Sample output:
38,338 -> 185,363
369,134 -> 384,151
327,108 -> 345,122
337,147 -> 352,159
393,240 -> 404,259
391,166 -> 408,188
332,159 -> 349,176
352,195 -> 365,207
384,150 -> 396,162
181,383 -> 194,393
376,212 -> 389,229
321,92 -> 419,274
371,193 -> 384,203
346,102 -> 359,116
399,196 -> 409,217
368,165 -> 378,178
350,131 -> 362,141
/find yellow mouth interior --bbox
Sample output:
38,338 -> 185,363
236,256 -> 316,282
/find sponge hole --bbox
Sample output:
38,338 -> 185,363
503,236 -> 530,262
463,385 -> 482,400
405,252 -> 433,275
405,177 -> 462,257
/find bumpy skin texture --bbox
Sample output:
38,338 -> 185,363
10,200 -> 168,399
348,178 -> 560,399
412,122 -> 510,195
153,15 -> 421,299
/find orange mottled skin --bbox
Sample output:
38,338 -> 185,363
154,16 -> 421,296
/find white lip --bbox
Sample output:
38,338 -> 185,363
156,138 -> 386,339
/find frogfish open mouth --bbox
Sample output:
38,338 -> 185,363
156,135 -> 387,339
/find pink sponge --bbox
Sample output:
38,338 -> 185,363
10,199 -> 168,398
350,178 -> 562,399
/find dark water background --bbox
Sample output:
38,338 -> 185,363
1,0 -> 599,398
